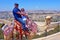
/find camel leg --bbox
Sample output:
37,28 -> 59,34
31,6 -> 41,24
28,32 -> 36,40
4,35 -> 7,40
4,35 -> 10,40
10,31 -> 14,40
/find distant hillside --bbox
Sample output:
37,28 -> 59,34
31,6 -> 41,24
27,10 -> 60,14
0,10 -> 60,21
0,11 -> 13,19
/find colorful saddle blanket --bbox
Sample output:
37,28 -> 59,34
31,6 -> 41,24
2,23 -> 14,36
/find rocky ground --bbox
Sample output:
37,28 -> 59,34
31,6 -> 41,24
33,32 -> 60,40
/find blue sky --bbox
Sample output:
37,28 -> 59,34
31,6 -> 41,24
0,0 -> 60,11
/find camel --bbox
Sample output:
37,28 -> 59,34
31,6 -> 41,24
13,19 -> 37,40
